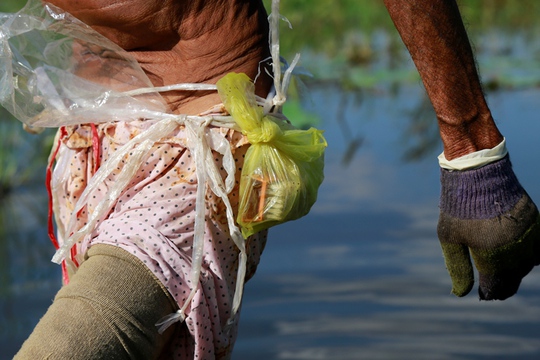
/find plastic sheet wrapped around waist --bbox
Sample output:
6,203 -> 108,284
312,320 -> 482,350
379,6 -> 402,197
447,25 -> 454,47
0,0 -> 168,128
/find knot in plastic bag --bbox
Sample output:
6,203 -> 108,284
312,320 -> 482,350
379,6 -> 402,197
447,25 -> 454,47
247,117 -> 282,144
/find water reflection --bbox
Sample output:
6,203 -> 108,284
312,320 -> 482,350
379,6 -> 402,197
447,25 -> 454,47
2,87 -> 540,360
234,86 -> 540,360
1,23 -> 540,360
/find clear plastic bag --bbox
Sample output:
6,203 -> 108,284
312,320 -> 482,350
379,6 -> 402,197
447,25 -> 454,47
0,0 -> 167,128
217,72 -> 327,238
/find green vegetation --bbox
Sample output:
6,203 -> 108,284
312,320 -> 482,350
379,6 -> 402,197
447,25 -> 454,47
265,0 -> 540,55
260,0 -> 540,162
0,0 -> 25,12
263,0 -> 394,57
263,0 -> 540,89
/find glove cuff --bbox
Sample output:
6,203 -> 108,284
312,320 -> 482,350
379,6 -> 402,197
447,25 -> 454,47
438,138 -> 508,170
439,155 -> 524,219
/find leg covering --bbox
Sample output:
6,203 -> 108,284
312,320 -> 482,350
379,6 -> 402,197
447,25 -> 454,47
15,244 -> 178,360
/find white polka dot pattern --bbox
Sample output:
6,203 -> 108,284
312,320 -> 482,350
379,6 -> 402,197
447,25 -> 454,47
52,119 -> 268,359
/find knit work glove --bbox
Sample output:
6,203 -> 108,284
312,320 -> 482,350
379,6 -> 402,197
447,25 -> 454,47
437,155 -> 540,300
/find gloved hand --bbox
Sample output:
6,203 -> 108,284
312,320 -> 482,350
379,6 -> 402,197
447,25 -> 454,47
437,155 -> 540,300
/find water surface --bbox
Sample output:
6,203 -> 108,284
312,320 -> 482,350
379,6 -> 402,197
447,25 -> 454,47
2,48 -> 540,360
234,85 -> 540,360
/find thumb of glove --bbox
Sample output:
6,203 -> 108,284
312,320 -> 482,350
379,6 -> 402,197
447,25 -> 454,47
438,232 -> 474,297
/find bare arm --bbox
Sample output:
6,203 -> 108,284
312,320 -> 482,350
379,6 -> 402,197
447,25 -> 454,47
385,0 -> 540,301
384,0 -> 503,160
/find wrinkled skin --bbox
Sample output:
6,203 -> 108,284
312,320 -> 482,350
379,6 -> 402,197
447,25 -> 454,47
384,0 -> 503,159
46,0 -> 272,114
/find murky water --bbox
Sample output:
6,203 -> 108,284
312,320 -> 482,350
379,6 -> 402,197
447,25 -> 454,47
233,85 -> 540,360
2,82 -> 540,359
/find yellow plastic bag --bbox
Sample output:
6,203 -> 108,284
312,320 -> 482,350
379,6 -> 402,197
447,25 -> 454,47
217,72 -> 327,238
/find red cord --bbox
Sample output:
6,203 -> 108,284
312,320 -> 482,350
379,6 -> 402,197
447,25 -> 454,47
46,127 -> 69,283
90,123 -> 100,174
47,125 -> 100,284
46,127 -> 66,250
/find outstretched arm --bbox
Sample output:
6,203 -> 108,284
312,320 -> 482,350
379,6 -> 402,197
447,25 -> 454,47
384,0 -> 503,160
384,0 -> 540,300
